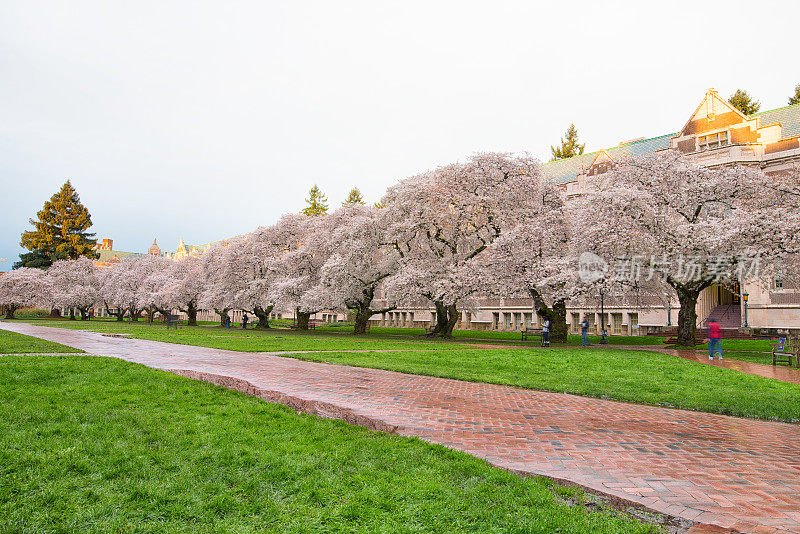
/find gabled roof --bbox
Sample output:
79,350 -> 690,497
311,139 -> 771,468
541,92 -> 800,184
759,103 -> 800,138
541,133 -> 674,183
95,249 -> 144,262
678,88 -> 747,136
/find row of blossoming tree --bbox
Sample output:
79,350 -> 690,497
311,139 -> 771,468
2,151 -> 799,345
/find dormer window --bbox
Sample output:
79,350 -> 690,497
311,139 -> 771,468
698,131 -> 729,151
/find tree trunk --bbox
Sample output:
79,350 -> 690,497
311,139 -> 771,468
253,305 -> 274,329
49,308 -> 61,318
181,302 -> 198,327
529,287 -> 568,343
295,309 -> 310,330
676,287 -> 701,347
214,308 -> 231,327
4,305 -> 18,320
353,309 -> 372,334
425,300 -> 448,337
104,302 -> 125,322
550,300 -> 568,343
69,308 -> 76,321
441,303 -> 459,338
78,308 -> 89,320
667,276 -> 712,347
348,287 -> 392,335
128,305 -> 142,322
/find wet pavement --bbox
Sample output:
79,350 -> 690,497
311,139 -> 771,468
2,322 -> 799,533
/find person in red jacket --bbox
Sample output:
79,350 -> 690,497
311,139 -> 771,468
707,318 -> 723,360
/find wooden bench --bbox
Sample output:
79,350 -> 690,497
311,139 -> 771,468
521,327 -> 542,342
164,314 -> 180,329
772,337 -> 800,366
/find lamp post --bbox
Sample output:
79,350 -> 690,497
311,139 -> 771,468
599,287 -> 607,344
666,294 -> 672,327
743,290 -> 749,328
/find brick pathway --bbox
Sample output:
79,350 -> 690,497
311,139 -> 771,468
2,323 -> 799,533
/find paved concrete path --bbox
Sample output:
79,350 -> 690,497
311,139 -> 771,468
2,323 -> 799,533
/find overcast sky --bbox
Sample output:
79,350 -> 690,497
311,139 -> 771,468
2,0 -> 799,267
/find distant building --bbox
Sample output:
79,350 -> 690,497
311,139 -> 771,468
373,89 -> 800,335
554,89 -> 800,199
95,237 -> 208,267
166,237 -> 207,261
94,238 -> 144,268
148,239 -> 162,256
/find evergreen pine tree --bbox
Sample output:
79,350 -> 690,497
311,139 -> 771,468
789,84 -> 800,105
342,187 -> 366,207
301,185 -> 329,216
728,89 -> 761,115
550,124 -> 585,161
18,181 -> 98,269
13,249 -> 69,270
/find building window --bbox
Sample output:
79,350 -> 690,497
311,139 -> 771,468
775,277 -> 784,289
698,131 -> 729,151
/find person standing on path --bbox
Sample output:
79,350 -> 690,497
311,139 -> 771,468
541,318 -> 551,347
580,316 -> 590,346
242,313 -> 248,330
707,317 -> 723,360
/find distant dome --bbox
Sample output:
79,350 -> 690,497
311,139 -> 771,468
148,239 -> 162,256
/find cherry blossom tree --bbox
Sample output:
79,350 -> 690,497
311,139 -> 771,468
201,228 -> 286,329
158,257 -> 206,326
483,175 -> 578,342
580,150 -> 780,346
382,152 -> 539,337
302,205 -> 398,334
0,268 -> 49,319
47,257 -> 100,320
138,259 -> 175,322
97,255 -> 169,322
269,213 -> 330,329
133,256 -> 172,322
767,164 -> 800,262
97,262 -> 129,321
200,242 -> 238,326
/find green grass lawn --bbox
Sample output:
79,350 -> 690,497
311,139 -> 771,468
7,319 -> 471,353
356,325 -> 670,346
283,347 -> 800,423
0,329 -> 83,354
0,355 -> 660,533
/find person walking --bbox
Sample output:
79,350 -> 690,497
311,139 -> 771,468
707,317 -> 723,360
580,316 -> 590,346
242,313 -> 248,329
541,318 -> 551,347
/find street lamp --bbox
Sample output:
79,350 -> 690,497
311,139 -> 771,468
743,290 -> 749,328
666,293 -> 672,327
599,287 -> 607,344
